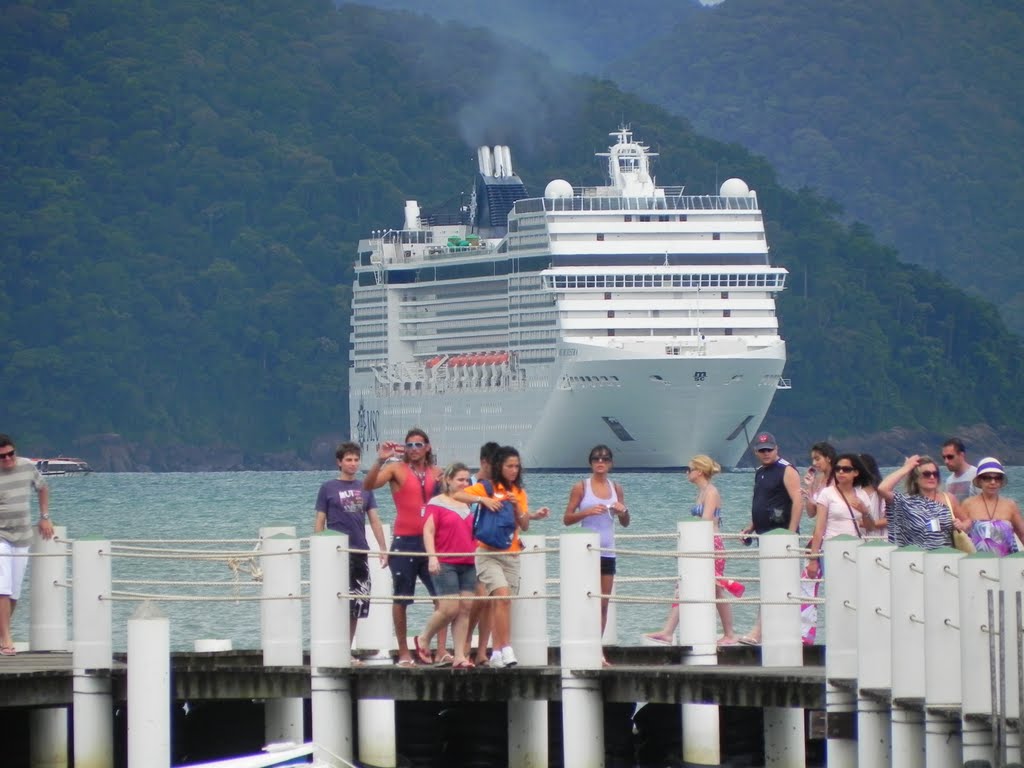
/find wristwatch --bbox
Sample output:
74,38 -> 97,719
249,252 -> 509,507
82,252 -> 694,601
40,513 -> 50,521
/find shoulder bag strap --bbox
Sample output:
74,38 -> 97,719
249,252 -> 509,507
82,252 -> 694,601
839,489 -> 863,539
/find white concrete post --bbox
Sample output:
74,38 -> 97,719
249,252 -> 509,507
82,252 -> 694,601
30,525 -> 68,768
509,534 -> 548,768
998,551 -> 1024,762
923,548 -> 965,768
823,535 -> 862,768
127,601 -> 170,768
259,528 -> 303,746
758,529 -> 804,768
889,547 -> 926,768
72,538 -> 113,768
356,522 -> 396,768
959,552 -> 998,766
855,540 -> 896,768
310,531 -> 352,767
677,519 -> 720,766
560,531 -> 604,768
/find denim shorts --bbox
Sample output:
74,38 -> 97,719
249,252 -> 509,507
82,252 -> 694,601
433,562 -> 477,596
390,535 -> 436,606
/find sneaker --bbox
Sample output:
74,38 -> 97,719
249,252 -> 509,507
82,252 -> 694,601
490,649 -> 505,668
500,646 -> 518,668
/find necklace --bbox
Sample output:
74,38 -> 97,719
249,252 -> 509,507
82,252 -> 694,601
982,494 -> 999,520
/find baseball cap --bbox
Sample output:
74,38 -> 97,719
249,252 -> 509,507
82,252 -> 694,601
753,432 -> 777,450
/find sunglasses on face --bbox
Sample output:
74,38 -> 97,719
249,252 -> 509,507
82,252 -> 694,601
0,450 -> 14,459
590,455 -> 612,463
756,447 -> 775,454
919,470 -> 940,479
941,454 -> 957,460
835,465 -> 856,473
405,441 -> 426,449
978,474 -> 1003,482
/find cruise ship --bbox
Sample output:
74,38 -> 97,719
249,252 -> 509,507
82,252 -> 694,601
349,128 -> 789,470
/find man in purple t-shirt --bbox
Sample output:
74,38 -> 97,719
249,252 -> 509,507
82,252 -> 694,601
314,442 -> 388,642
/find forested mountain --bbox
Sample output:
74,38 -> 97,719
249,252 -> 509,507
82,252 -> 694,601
2,0 -> 1022,467
358,0 -> 1024,333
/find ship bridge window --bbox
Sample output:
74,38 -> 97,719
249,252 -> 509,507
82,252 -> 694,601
624,215 -> 632,222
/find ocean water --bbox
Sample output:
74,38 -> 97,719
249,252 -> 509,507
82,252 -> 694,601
14,466 -> 1022,652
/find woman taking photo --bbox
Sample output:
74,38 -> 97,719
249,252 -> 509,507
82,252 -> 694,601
955,457 -> 1024,556
803,442 -> 836,519
878,455 -> 962,549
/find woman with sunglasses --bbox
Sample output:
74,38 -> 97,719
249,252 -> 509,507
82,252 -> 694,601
878,454 -> 963,549
954,457 -> 1024,556
563,445 -> 629,661
806,454 -> 872,580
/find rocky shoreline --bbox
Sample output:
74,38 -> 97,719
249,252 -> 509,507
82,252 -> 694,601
37,424 -> 1024,473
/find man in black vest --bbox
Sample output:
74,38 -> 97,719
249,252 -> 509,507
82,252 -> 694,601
738,431 -> 802,644
748,431 -> 802,535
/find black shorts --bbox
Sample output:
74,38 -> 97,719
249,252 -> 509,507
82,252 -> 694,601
390,535 -> 436,606
600,556 -> 617,576
349,552 -> 371,621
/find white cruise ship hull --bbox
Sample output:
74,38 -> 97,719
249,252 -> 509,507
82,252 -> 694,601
352,340 -> 784,470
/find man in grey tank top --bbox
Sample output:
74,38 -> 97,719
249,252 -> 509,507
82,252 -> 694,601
0,434 -> 54,655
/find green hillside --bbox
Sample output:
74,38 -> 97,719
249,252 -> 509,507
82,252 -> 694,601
2,0 -> 1021,465
357,0 -> 1024,333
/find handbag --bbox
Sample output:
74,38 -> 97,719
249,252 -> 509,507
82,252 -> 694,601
952,529 -> 976,554
472,479 -> 517,550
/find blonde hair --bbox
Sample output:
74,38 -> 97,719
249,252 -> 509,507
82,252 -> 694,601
441,462 -> 470,494
689,454 -> 721,478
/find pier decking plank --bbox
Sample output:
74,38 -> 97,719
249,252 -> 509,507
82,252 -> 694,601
1,648 -> 824,709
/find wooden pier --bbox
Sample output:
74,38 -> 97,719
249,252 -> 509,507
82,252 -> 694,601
0,645 -> 824,710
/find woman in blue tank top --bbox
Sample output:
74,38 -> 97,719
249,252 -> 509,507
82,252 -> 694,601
563,444 -> 630,665
645,455 -> 742,646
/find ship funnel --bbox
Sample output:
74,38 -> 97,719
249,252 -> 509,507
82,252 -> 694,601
477,146 -> 494,177
498,145 -> 513,177
404,200 -> 421,230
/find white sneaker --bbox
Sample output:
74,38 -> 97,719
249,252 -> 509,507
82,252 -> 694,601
490,649 -> 505,668
500,646 -> 518,668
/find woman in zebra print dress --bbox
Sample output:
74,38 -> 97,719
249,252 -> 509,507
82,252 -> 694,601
878,455 -> 963,549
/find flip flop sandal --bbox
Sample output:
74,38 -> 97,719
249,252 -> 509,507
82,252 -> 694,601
453,659 -> 476,669
436,653 -> 455,667
0,646 -> 16,656
413,636 -> 433,666
396,658 -> 416,667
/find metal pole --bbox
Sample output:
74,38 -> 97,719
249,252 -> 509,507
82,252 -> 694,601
678,519 -> 720,766
560,531 -> 604,768
356,523 -> 397,768
30,526 -> 68,768
310,531 -> 352,767
856,540 -> 896,768
72,538 -> 113,768
260,528 -> 303,746
509,534 -> 548,768
1017,590 -> 1023,767
759,529 -> 804,768
922,548 -> 965,768
989,590 -> 1001,767
127,602 -> 170,768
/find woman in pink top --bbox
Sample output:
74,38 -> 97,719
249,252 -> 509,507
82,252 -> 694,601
806,453 -> 873,579
415,463 -> 477,668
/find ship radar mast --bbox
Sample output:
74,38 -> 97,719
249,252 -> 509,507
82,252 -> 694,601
597,127 -> 658,197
